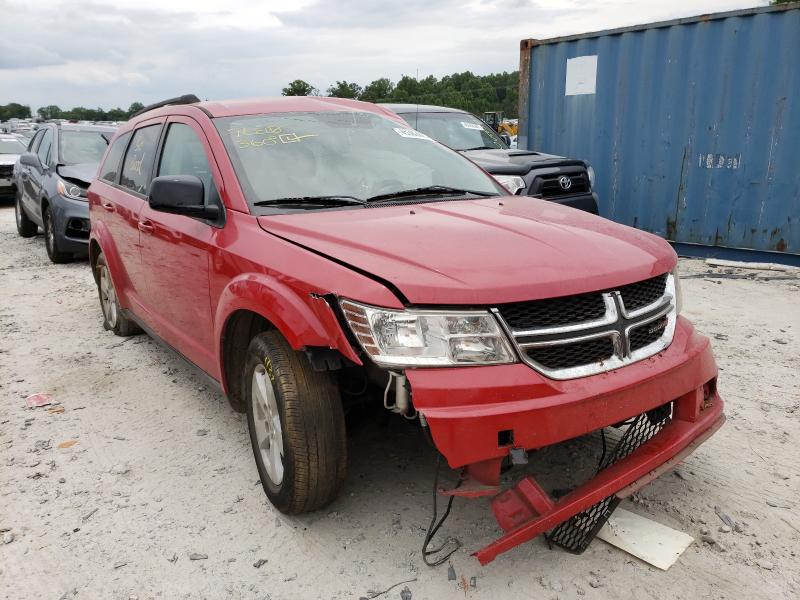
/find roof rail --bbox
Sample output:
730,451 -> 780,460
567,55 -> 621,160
130,94 -> 201,118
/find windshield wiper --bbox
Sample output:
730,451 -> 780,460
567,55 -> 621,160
253,196 -> 367,208
460,146 -> 499,151
367,185 -> 500,203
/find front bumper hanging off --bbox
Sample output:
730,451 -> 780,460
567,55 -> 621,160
407,318 -> 726,564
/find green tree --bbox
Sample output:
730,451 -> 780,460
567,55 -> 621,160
106,108 -> 128,121
326,80 -> 362,99
127,102 -> 145,117
359,78 -> 394,103
771,1 -> 792,5
281,79 -> 318,96
0,103 -> 32,120
37,105 -> 62,120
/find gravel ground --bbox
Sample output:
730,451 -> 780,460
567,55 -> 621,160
1,202 -> 798,600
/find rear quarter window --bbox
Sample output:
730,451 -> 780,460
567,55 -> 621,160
120,125 -> 162,195
99,132 -> 132,183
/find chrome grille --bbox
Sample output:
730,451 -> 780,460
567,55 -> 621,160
493,273 -> 677,379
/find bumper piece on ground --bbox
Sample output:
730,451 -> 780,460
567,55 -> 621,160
472,386 -> 724,564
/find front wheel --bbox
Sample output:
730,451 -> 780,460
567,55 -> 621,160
43,206 -> 70,264
245,331 -> 347,514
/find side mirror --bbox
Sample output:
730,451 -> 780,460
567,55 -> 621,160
20,153 -> 41,168
499,133 -> 511,146
148,175 -> 219,220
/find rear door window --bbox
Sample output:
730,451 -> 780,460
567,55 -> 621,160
99,132 -> 132,184
120,124 -> 162,195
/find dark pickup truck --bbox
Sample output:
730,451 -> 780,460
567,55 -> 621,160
381,103 -> 599,214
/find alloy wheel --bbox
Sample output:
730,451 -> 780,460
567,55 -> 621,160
98,264 -> 118,328
251,363 -> 284,485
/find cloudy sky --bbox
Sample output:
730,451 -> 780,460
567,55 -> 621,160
1,0 -> 764,111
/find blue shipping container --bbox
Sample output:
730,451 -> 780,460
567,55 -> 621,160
519,3 -> 800,262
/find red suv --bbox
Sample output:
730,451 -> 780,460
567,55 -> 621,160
88,95 -> 725,563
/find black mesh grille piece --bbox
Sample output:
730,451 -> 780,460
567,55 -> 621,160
526,336 -> 614,371
547,403 -> 673,554
539,174 -> 589,197
619,274 -> 668,312
497,292 -> 605,330
629,316 -> 668,352
0,165 -> 12,178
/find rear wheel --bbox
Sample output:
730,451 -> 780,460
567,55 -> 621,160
43,206 -> 70,264
96,252 -> 141,336
15,191 -> 37,238
245,331 -> 347,514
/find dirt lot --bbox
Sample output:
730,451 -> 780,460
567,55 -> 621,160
1,202 -> 798,600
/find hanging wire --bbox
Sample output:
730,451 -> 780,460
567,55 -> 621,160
422,454 -> 463,567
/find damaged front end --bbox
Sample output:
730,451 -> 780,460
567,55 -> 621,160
337,270 -> 725,564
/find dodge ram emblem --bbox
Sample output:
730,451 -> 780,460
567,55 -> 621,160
558,176 -> 572,190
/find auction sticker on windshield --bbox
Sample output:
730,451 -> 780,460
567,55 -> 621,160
393,128 -> 432,140
460,122 -> 484,130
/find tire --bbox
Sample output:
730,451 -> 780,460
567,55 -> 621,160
245,331 -> 347,514
95,252 -> 141,336
15,191 -> 37,238
43,205 -> 71,264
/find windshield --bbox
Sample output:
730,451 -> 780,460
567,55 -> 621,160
215,111 -> 503,211
59,130 -> 113,165
0,139 -> 26,154
402,111 -> 507,151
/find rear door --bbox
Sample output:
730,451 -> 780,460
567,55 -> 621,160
94,119 -> 164,317
19,130 -> 44,210
28,128 -> 53,221
137,117 -> 224,374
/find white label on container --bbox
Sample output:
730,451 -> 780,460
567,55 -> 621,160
565,55 -> 597,96
393,128 -> 432,140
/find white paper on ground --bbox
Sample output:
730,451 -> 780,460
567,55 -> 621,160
597,508 -> 694,570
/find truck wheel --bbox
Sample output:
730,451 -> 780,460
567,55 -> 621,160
245,331 -> 347,514
96,252 -> 141,336
43,206 -> 71,264
15,192 -> 37,238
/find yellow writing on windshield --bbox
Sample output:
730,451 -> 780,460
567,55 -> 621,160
232,127 -> 318,150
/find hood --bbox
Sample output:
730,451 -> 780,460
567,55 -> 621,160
0,153 -> 20,166
57,163 -> 97,186
461,148 -> 584,176
257,197 -> 676,305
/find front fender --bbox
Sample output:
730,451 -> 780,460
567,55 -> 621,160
214,273 -> 361,382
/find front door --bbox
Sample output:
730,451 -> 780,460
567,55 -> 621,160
138,117 -> 223,375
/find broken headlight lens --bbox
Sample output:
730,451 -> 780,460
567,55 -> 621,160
340,300 -> 516,367
493,175 -> 526,195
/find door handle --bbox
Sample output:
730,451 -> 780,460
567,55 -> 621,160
138,220 -> 154,234
100,201 -> 115,212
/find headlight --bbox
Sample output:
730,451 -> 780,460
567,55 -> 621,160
340,299 -> 516,367
586,164 -> 596,189
672,267 -> 683,314
57,179 -> 87,201
493,175 -> 526,195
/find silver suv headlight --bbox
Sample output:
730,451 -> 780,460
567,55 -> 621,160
57,179 -> 87,201
340,299 -> 516,367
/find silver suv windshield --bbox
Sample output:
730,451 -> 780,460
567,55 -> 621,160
214,111 -> 503,211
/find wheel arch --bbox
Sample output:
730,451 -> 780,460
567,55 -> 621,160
215,274 -> 362,411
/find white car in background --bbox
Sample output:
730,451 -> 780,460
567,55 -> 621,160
0,134 -> 28,198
